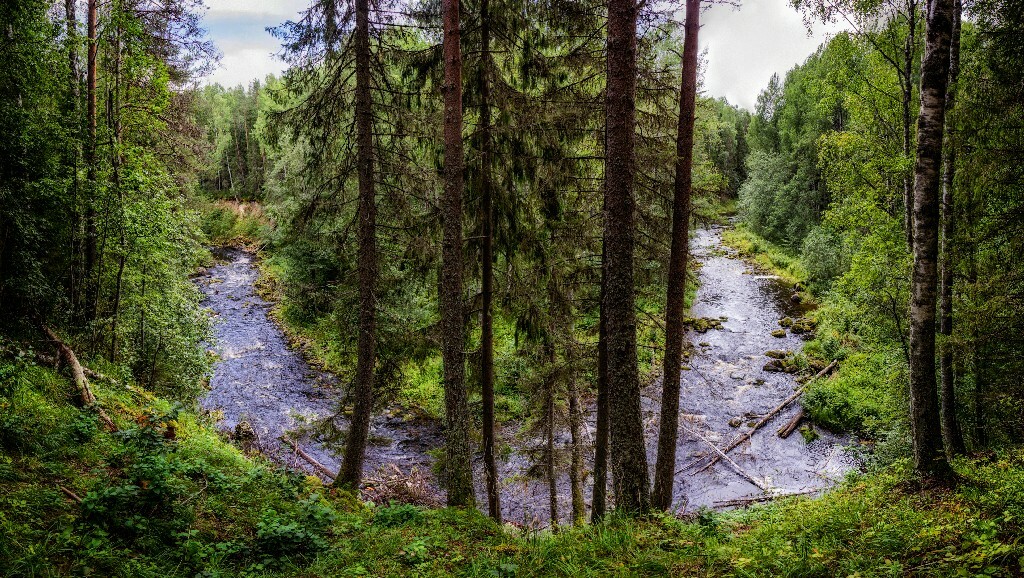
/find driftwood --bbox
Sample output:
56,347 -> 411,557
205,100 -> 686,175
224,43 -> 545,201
36,352 -> 111,382
777,407 -> 805,438
280,436 -> 337,480
713,488 -> 817,508
683,424 -> 769,491
58,485 -> 83,503
40,326 -> 117,432
683,359 -> 838,475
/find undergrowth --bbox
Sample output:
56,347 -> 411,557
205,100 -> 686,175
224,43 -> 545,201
2,352 -> 1022,576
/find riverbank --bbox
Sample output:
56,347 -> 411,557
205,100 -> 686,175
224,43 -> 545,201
2,354 -> 1021,576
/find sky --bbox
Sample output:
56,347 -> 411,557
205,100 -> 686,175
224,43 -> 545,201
201,0 -> 846,111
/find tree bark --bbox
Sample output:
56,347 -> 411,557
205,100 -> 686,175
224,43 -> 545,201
41,325 -> 116,431
338,0 -> 378,490
652,0 -> 699,512
478,0 -> 501,522
591,250 -> 609,522
908,0 -> 956,480
440,0 -> 475,508
604,0 -> 650,515
938,0 -> 965,458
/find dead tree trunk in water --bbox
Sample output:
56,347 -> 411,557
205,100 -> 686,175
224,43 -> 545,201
604,0 -> 650,515
652,0 -> 699,511
938,0 -> 965,458
909,0 -> 956,480
478,0 -> 501,522
440,0 -> 475,507
338,0 -> 378,490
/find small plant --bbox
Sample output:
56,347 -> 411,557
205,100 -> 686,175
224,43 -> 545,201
374,502 -> 423,528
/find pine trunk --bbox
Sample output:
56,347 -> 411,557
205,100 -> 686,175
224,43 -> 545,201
604,0 -> 650,514
440,0 -> 475,507
652,0 -> 699,511
909,0 -> 956,480
338,0 -> 378,490
479,0 -> 501,522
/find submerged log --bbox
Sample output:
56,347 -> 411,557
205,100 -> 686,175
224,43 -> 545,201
281,436 -> 337,481
778,407 -> 805,438
681,360 -> 838,474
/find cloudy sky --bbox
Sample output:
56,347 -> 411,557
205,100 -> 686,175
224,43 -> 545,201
201,0 -> 845,110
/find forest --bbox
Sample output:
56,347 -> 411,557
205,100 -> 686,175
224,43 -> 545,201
0,0 -> 1022,575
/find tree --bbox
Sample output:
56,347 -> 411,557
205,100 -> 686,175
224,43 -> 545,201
440,0 -> 475,507
477,0 -> 500,522
337,0 -> 379,490
908,0 -> 956,479
604,0 -> 650,515
652,0 -> 699,511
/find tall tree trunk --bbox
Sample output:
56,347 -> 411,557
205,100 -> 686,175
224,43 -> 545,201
604,0 -> 650,514
591,250 -> 609,522
440,0 -> 475,508
337,0 -> 378,490
652,0 -> 699,511
478,0 -> 501,522
902,0 -> 918,250
567,349 -> 585,525
938,0 -> 965,458
908,0 -> 956,480
84,0 -> 98,322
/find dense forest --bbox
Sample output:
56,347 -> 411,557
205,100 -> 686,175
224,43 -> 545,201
1,0 -> 1022,575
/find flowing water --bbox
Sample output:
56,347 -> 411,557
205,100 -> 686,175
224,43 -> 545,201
197,227 -> 854,525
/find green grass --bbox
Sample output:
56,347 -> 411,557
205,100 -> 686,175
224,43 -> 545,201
2,351 -> 1023,577
722,224 -> 809,289
200,199 -> 271,247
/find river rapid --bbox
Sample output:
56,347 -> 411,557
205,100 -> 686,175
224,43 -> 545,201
197,226 -> 854,525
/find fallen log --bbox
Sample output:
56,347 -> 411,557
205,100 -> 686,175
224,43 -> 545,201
58,485 -> 83,503
40,326 -> 117,432
681,359 -> 837,475
713,488 -> 817,508
682,424 -> 769,491
280,436 -> 337,481
777,407 -> 805,438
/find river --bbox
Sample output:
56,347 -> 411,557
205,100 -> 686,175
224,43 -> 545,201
197,226 -> 854,524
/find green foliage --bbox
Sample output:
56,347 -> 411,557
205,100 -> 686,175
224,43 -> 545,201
374,502 -> 424,528
802,352 -> 902,435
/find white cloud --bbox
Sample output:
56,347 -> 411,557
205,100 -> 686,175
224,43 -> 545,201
701,0 -> 848,110
200,0 -> 847,104
205,0 -> 309,19
208,47 -> 283,87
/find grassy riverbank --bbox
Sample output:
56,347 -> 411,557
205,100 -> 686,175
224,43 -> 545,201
2,353 -> 1022,577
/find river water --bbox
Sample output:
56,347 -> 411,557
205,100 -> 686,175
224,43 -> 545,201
197,226 -> 854,524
